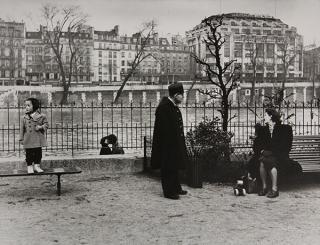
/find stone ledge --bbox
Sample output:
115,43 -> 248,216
0,153 -> 144,174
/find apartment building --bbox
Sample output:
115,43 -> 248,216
159,35 -> 191,84
25,25 -> 94,85
93,26 -> 120,84
119,32 -> 161,84
304,46 -> 320,81
186,13 -> 304,83
0,19 -> 25,85
1,19 -> 191,86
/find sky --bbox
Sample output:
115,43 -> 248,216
0,0 -> 319,46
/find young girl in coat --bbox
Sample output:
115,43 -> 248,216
19,98 -> 49,173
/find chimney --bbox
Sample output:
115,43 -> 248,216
114,25 -> 119,36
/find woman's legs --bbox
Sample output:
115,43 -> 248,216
267,167 -> 279,198
269,167 -> 278,191
259,162 -> 268,196
259,162 -> 267,190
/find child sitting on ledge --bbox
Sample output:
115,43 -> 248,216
100,134 -> 124,155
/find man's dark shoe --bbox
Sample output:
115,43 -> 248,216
267,190 -> 279,198
179,190 -> 188,195
258,188 -> 268,196
164,194 -> 180,200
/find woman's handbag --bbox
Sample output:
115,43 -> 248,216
244,177 -> 258,194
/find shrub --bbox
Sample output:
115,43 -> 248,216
186,117 -> 236,182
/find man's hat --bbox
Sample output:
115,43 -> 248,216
168,83 -> 184,96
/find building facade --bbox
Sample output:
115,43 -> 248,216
1,20 -> 191,86
0,19 -> 26,85
25,26 -> 94,85
304,46 -> 320,80
159,35 -> 191,84
186,13 -> 304,84
93,26 -> 120,84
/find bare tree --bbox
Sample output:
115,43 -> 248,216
41,3 -> 88,104
192,16 -> 240,131
113,20 -> 158,103
275,37 -> 297,104
244,37 -> 264,105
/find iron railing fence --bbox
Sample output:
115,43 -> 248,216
1,100 -> 320,156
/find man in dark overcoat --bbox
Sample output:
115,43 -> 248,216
151,83 -> 188,200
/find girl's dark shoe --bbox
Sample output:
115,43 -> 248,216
258,188 -> 268,196
267,190 -> 279,198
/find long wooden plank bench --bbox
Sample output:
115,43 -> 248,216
0,167 -> 82,196
290,135 -> 320,173
143,135 -> 320,173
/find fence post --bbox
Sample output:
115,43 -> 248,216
71,103 -> 74,157
143,136 -> 147,172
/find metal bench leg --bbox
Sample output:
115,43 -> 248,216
57,174 -> 61,196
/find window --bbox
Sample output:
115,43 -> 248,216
263,30 -> 271,35
266,44 -> 274,58
257,43 -> 264,58
277,64 -> 284,71
257,64 -> 264,71
245,89 -> 251,96
242,29 -> 250,35
234,42 -> 242,58
266,64 -> 274,71
121,60 -> 125,66
273,30 -> 282,36
98,51 -> 102,57
121,52 -> 125,58
252,29 -> 261,35
231,28 -> 239,34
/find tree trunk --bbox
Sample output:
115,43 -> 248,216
221,97 -> 229,132
250,68 -> 257,106
60,79 -> 70,105
114,70 -> 134,104
250,80 -> 256,106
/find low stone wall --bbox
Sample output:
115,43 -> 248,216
0,154 -> 144,174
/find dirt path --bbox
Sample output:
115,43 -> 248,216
1,173 -> 320,245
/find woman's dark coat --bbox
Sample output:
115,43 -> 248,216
271,124 -> 302,176
151,97 -> 188,171
247,125 -> 271,179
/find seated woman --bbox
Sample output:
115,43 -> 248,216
100,134 -> 124,155
259,108 -> 302,198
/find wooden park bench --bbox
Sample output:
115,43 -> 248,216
0,167 -> 82,196
290,135 -> 320,173
143,134 -> 320,174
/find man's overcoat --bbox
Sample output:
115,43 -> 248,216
151,97 -> 188,171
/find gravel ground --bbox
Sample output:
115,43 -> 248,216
1,172 -> 320,245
